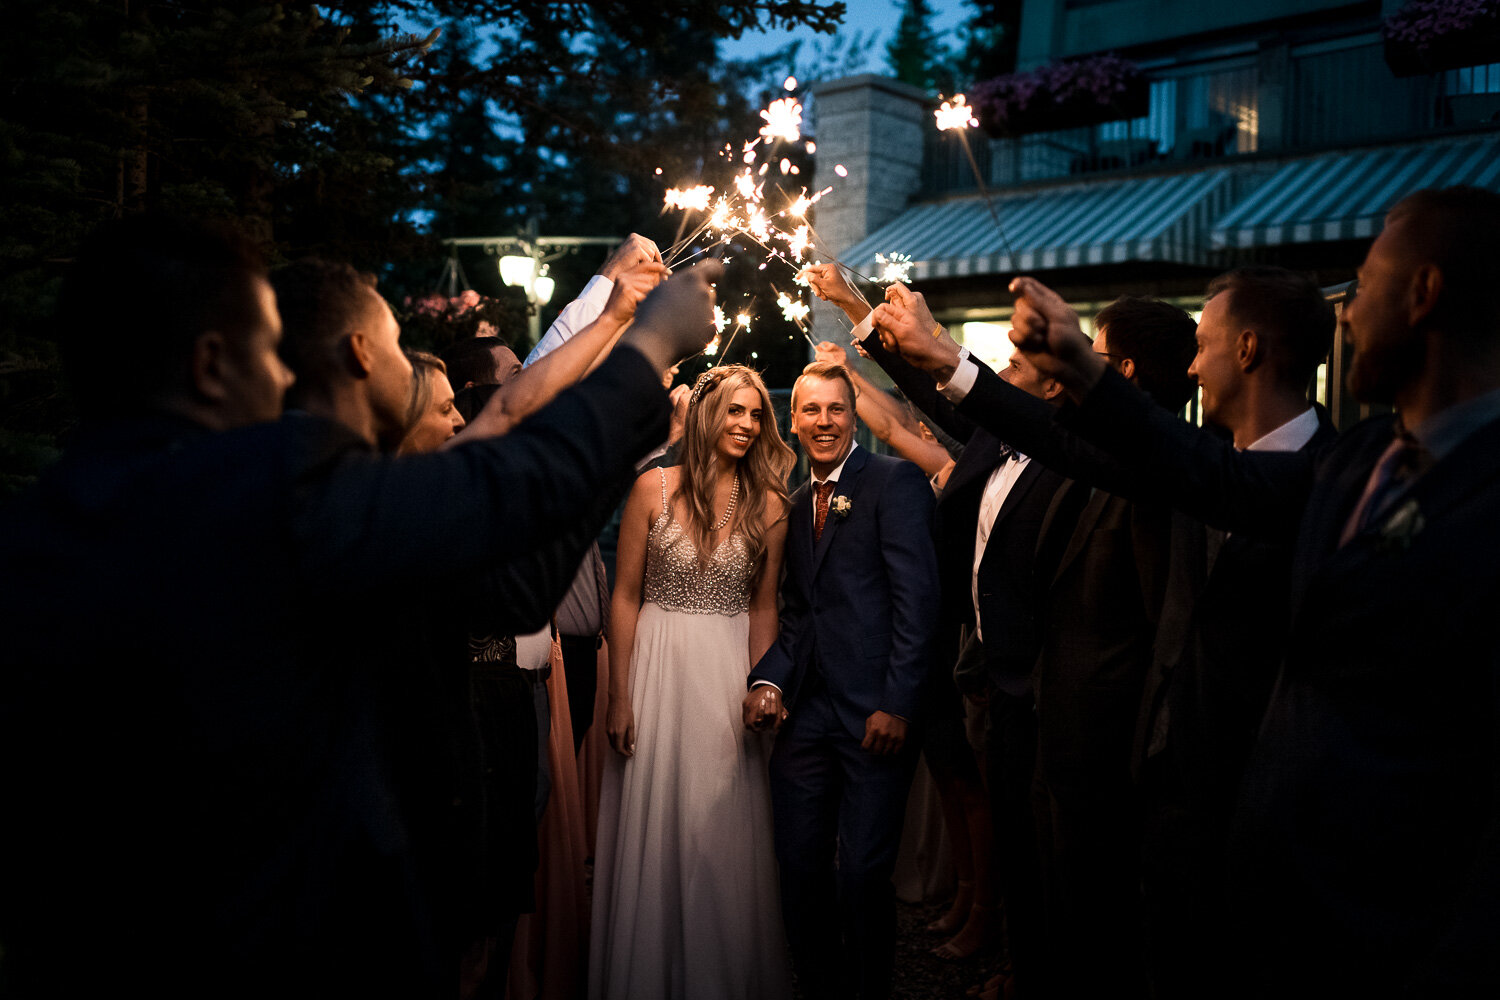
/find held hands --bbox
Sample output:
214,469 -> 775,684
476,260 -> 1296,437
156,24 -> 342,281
862,710 -> 908,756
1007,276 -> 1104,395
742,685 -> 787,733
622,260 -> 724,374
602,260 -> 671,328
598,233 -> 663,282
606,696 -> 637,758
869,283 -> 963,381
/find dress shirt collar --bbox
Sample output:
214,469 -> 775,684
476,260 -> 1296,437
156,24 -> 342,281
1245,406 -> 1320,453
812,442 -> 859,490
1409,385 -> 1500,462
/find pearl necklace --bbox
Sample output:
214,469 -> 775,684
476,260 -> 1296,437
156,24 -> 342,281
711,471 -> 741,531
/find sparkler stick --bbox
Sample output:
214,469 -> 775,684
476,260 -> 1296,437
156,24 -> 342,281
935,95 -> 1017,262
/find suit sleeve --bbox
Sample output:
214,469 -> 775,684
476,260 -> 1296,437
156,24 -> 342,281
291,345 -> 669,594
876,461 -> 941,720
454,476 -> 631,634
856,330 -> 978,445
1057,367 -> 1315,536
954,359 -> 1164,501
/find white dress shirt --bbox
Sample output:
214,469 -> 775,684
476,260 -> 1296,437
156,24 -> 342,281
522,273 -> 614,367
1245,406 -> 1320,453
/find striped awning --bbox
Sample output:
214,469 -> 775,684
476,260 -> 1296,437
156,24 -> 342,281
839,169 -> 1237,281
1210,135 -> 1500,249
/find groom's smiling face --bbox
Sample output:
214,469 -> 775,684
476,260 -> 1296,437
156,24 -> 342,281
792,373 -> 855,477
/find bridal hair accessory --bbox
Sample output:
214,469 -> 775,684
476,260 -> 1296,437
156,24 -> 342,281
831,495 -> 852,518
690,370 -> 728,408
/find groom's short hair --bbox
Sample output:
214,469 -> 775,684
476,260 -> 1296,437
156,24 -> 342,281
792,361 -> 856,411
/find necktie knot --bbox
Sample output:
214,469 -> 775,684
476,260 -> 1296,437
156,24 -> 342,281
814,481 -> 836,541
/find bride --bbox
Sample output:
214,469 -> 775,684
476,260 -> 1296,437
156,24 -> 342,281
589,364 -> 795,1000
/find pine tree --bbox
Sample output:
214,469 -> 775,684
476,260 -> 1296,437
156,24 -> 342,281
885,0 -> 944,92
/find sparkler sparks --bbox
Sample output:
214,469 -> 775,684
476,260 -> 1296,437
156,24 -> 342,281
934,94 -> 979,132
777,291 -> 811,325
759,98 -> 803,144
875,252 -> 914,285
713,305 -> 729,335
664,185 -> 714,211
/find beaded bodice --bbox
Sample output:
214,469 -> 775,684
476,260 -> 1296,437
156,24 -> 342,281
643,470 -> 753,617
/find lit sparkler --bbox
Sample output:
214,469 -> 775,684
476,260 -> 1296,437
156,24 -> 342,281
759,98 -> 803,144
934,94 -> 979,132
933,93 -> 1016,260
664,185 -> 714,211
875,252 -> 915,285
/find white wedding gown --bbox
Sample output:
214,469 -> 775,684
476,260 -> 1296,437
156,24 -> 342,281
589,477 -> 790,1000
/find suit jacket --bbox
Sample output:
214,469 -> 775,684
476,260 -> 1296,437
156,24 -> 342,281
1061,368 -> 1500,995
858,336 -> 1069,699
0,347 -> 669,998
1137,409 -> 1337,795
749,447 -> 939,738
930,356 -> 1172,778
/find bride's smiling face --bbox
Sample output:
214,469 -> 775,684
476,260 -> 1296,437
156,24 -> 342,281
715,385 -> 763,463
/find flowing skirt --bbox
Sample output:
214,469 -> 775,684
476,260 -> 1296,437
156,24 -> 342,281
588,602 -> 790,1000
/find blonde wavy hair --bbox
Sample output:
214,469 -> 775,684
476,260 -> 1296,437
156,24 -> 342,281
676,364 -> 794,579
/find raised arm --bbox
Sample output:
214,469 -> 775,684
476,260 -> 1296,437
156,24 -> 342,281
453,260 -> 668,441
524,233 -> 663,366
802,262 -> 872,325
815,340 -> 952,478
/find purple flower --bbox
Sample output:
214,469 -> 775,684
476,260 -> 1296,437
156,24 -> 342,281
1384,0 -> 1500,50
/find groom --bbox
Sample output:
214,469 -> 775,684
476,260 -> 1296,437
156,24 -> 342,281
743,361 -> 940,1000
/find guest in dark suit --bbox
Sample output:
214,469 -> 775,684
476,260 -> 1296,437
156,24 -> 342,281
871,290 -> 1196,999
742,361 -> 939,1000
993,185 -> 1500,995
0,215 -> 718,999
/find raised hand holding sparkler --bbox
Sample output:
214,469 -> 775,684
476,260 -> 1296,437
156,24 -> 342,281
601,259 -> 671,328
800,262 -> 871,325
1007,275 -> 1103,395
599,233 -> 664,281
870,283 -> 964,382
620,259 -> 725,373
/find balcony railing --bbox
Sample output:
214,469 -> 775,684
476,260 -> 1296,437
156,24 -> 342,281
923,40 -> 1499,196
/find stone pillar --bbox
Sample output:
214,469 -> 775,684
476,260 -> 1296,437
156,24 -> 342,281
808,74 -> 929,345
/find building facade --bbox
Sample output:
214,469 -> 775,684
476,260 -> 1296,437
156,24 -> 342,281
811,0 -> 1500,424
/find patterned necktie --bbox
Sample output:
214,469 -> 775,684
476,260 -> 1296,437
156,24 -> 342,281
813,480 -> 835,541
1339,427 -> 1426,546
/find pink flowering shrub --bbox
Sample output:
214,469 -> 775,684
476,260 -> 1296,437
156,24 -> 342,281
398,289 -> 526,353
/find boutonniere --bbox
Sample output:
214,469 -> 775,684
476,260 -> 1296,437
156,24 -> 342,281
1378,498 -> 1424,551
831,495 -> 852,518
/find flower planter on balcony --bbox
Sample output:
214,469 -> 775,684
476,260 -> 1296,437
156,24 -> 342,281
1383,1 -> 1500,77
971,55 -> 1149,139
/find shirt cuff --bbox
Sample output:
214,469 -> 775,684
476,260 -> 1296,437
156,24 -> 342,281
849,311 -> 875,344
937,355 -> 979,402
750,680 -> 782,693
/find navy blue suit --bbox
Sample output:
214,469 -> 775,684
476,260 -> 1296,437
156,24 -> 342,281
750,446 -> 939,1000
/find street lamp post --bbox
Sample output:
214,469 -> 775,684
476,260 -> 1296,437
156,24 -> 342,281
443,219 -> 618,348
